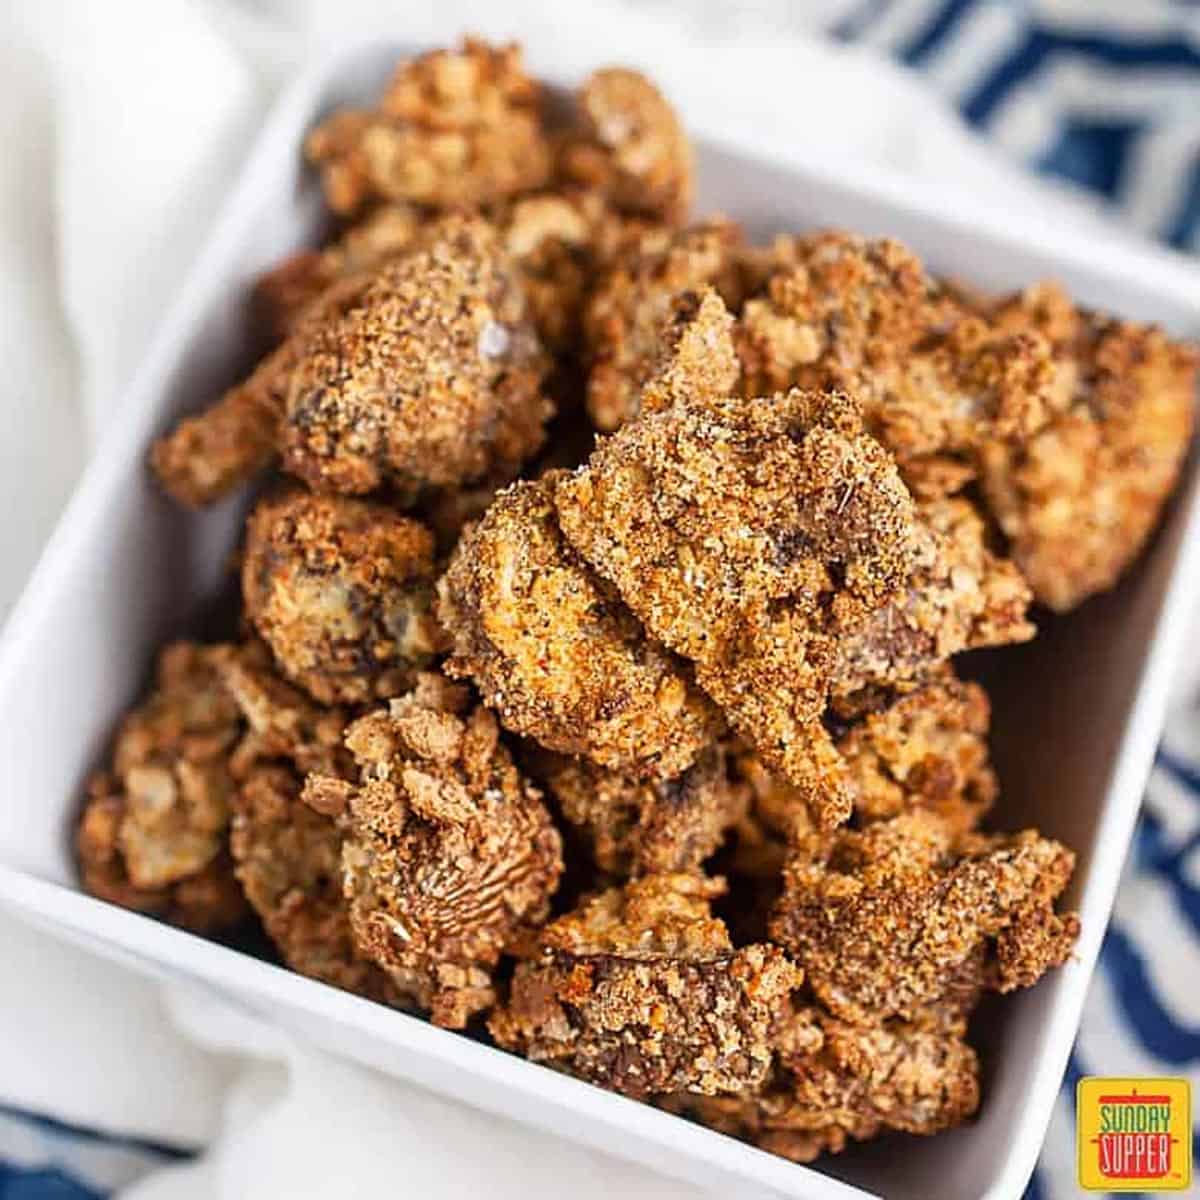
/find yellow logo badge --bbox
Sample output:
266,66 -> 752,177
1077,1077 -> 1192,1191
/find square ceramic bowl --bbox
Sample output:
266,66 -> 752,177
1,38 -> 1198,1200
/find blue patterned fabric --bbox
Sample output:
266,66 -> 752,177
0,1106 -> 185,1199
833,0 -> 1200,249
2,5 -> 1197,1198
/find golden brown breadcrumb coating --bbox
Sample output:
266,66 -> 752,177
664,1000 -> 979,1161
76,642 -> 248,933
770,809 -> 1079,1025
216,647 -> 411,1003
738,232 -> 1064,497
437,475 -> 719,778
231,765 -> 412,1004
303,677 -> 563,1027
306,38 -> 552,216
837,667 -> 996,831
489,874 -> 802,1097
558,68 -> 693,225
149,373 -> 284,509
254,204 -> 425,341
255,189 -> 658,359
536,742 -> 748,876
980,282 -> 1198,610
833,495 -> 1034,703
555,388 -> 921,821
242,491 -> 445,705
584,219 -> 746,431
153,215 -> 552,506
636,286 -> 741,417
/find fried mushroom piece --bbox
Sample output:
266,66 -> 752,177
488,874 -> 802,1097
836,667 -> 997,832
305,38 -> 552,216
217,649 -> 411,1004
153,215 -> 552,506
664,1000 -> 980,1162
254,190 -> 655,357
558,68 -> 693,224
738,232 -> 1065,498
770,810 -> 1079,1025
76,642 -> 247,933
231,766 -> 410,1004
536,742 -> 748,876
583,218 -> 746,431
254,204 -> 425,341
554,388 -> 921,821
242,491 -> 446,705
832,495 -> 1034,702
980,282 -> 1198,611
437,475 -> 719,779
303,678 -> 563,1028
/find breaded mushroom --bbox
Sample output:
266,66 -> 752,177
832,495 -> 1034,704
664,999 -> 980,1162
583,219 -> 746,431
153,215 -> 552,506
536,742 -> 748,876
980,282 -> 1198,610
737,232 -> 1065,498
437,475 -> 719,779
254,188 -> 658,357
769,809 -> 1079,1025
254,204 -> 425,341
242,491 -> 445,705
835,666 -> 997,832
554,388 -> 921,820
76,642 -> 248,933
216,649 -> 412,1003
303,677 -> 563,1027
489,873 -> 802,1097
305,38 -> 552,216
558,68 -> 693,224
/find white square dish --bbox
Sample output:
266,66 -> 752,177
1,37 -> 1199,1200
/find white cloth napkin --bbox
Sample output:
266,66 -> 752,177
0,2 -> 1179,1196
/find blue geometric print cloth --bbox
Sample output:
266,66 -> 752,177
3,4 -> 1198,1198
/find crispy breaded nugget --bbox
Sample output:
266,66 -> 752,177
555,389 -> 921,819
153,215 -> 551,506
219,646 -> 425,1004
489,874 -> 802,1097
980,282 -> 1198,610
637,286 -> 740,416
149,370 -> 285,509
231,765 -> 409,1004
215,640 -> 350,780
584,219 -> 746,431
305,39 -> 552,216
833,496 -> 1034,702
255,190 -> 653,356
498,191 -> 597,353
664,1000 -> 979,1161
303,678 -> 562,1028
76,642 -> 248,933
437,475 -> 719,778
254,204 -> 425,341
536,742 -> 748,876
242,492 -> 445,705
738,232 -> 1064,497
770,810 -> 1078,1025
558,68 -> 692,224
836,666 -> 996,831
